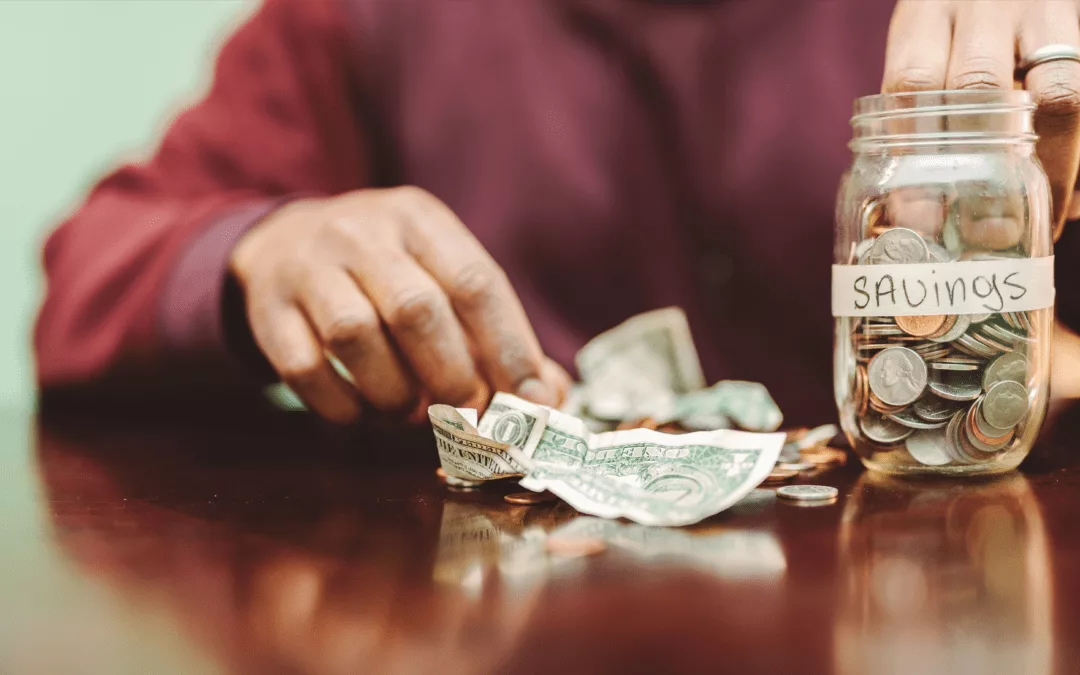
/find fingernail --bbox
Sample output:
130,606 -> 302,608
516,377 -> 555,406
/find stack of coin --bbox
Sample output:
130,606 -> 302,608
849,228 -> 1033,467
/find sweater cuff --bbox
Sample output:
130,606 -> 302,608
158,198 -> 286,371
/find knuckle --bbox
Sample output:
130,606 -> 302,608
1035,79 -> 1080,120
323,312 -> 380,350
278,357 -> 324,386
888,67 -> 942,92
390,185 -> 434,205
448,260 -> 506,310
385,288 -> 445,334
950,62 -> 1009,91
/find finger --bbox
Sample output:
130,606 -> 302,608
882,0 -> 954,92
539,357 -> 573,408
299,269 -> 416,411
393,188 -> 556,406
1020,2 -> 1080,236
341,230 -> 483,406
248,301 -> 361,424
945,1 -> 1018,91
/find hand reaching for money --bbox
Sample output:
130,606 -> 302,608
229,187 -> 570,423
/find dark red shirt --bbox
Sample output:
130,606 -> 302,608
34,0 -> 1080,425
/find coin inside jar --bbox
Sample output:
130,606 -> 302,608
982,352 -> 1028,390
981,380 -> 1029,429
868,227 -> 930,265
896,314 -> 948,338
868,346 -> 928,407
905,427 -> 953,466
859,413 -> 914,445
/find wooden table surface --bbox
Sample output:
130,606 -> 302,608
5,399 -> 1080,675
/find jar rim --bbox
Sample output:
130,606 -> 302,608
852,89 -> 1035,122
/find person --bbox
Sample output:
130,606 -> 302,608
33,0 -> 1080,427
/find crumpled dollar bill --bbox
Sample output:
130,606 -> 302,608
429,393 -> 784,527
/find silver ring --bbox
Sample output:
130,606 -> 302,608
1017,44 -> 1080,77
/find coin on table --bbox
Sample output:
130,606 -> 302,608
777,461 -> 817,472
896,315 -> 948,338
983,352 -> 1028,390
868,346 -> 928,406
777,485 -> 840,502
981,380 -> 1029,429
801,447 -> 849,467
905,427 -> 953,466
504,492 -> 557,506
868,228 -> 930,265
763,467 -> 799,484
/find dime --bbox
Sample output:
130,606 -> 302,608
982,380 -> 1029,429
868,228 -> 930,265
504,492 -> 557,506
777,485 -> 840,501
926,241 -> 953,263
887,406 -> 948,430
927,370 -> 982,402
853,237 -> 876,262
983,352 -> 1028,390
913,395 -> 960,422
896,315 -> 948,337
905,428 -> 953,466
985,319 -> 1034,345
928,314 -> 971,344
868,347 -> 928,406
860,413 -> 915,444
763,467 -> 799,484
968,312 -> 993,324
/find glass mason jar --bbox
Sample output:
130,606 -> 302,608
834,90 -> 1055,476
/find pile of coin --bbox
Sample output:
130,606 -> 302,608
849,228 -> 1033,467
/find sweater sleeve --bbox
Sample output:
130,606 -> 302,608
34,0 -> 370,396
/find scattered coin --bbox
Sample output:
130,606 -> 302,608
504,492 -> 557,506
763,467 -> 799,484
777,485 -> 840,502
801,447 -> 849,466
777,461 -> 816,472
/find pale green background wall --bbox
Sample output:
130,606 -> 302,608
0,0 -> 253,408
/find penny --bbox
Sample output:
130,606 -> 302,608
982,380 -> 1029,429
504,492 -> 557,506
855,365 -> 870,417
905,428 -> 953,466
927,315 -> 958,340
868,346 -> 928,406
763,468 -> 799,484
777,461 -> 817,472
777,485 -> 840,502
982,352 -> 1028,391
896,315 -> 948,338
859,413 -> 914,444
913,395 -> 960,422
868,228 -> 930,265
927,370 -> 983,402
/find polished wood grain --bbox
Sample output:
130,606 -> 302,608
6,401 -> 1080,675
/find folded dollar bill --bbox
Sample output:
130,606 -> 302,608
430,393 -> 785,527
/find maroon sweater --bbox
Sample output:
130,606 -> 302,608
34,0 -> 1080,425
